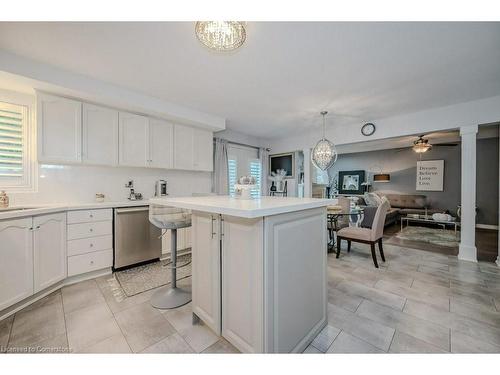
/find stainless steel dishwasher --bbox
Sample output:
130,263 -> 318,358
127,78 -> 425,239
113,206 -> 162,270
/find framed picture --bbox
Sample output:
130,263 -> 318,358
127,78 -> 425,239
338,170 -> 366,195
416,160 -> 444,191
269,152 -> 295,178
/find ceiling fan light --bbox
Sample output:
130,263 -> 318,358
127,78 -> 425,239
195,21 -> 246,52
413,137 -> 432,153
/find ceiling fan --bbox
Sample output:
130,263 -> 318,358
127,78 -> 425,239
396,135 -> 459,153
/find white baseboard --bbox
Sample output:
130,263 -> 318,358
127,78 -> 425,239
476,224 -> 499,230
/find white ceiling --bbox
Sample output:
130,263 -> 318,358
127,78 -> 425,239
0,22 -> 499,139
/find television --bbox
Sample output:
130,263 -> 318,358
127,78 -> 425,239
269,153 -> 294,178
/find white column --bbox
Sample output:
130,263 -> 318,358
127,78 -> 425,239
459,124 -> 478,262
303,148 -> 312,198
497,129 -> 500,267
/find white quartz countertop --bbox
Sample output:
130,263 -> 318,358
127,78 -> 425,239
0,200 -> 151,220
149,196 -> 330,218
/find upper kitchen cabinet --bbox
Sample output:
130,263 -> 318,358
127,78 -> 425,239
174,124 -> 213,171
82,103 -> 119,166
173,124 -> 194,170
37,93 -> 82,164
194,128 -> 214,172
118,111 -> 149,167
148,118 -> 173,169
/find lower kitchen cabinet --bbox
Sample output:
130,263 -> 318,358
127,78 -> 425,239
0,213 -> 67,312
191,212 -> 221,334
0,218 -> 34,311
33,213 -> 67,293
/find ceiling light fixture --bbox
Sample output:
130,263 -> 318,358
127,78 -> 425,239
195,21 -> 246,52
413,135 -> 432,153
311,111 -> 338,171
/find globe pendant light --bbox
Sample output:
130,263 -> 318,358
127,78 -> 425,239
311,111 -> 338,170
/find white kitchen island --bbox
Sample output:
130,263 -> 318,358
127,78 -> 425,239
149,196 -> 329,353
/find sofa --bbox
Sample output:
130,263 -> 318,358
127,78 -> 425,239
358,193 -> 446,228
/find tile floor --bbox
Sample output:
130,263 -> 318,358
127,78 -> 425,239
1,242 -> 500,354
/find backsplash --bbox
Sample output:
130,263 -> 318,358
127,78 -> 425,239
6,164 -> 212,205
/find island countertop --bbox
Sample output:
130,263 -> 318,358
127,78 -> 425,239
149,196 -> 330,218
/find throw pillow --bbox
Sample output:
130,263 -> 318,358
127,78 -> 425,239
380,195 -> 391,209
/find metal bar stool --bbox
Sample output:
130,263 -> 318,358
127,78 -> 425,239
149,205 -> 192,309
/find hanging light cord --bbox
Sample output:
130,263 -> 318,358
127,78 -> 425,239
321,111 -> 328,140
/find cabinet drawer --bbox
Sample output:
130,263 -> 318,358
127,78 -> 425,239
67,209 -> 112,224
67,235 -> 112,256
67,249 -> 113,276
67,221 -> 112,240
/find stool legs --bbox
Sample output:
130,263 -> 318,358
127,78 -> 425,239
151,228 -> 192,309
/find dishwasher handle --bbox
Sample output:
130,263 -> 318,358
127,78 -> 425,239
115,206 -> 149,214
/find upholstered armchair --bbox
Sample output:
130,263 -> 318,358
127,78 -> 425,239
336,199 -> 390,268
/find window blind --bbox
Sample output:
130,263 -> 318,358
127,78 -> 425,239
0,103 -> 24,179
228,158 -> 237,196
249,159 -> 262,198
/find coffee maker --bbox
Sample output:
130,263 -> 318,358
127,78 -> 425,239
155,180 -> 167,197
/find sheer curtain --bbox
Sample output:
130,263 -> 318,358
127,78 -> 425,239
259,147 -> 269,196
213,138 -> 229,195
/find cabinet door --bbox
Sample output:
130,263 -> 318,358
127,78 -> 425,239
37,93 -> 82,163
33,213 -> 67,293
221,215 -> 264,352
149,118 -> 173,169
0,218 -> 33,311
173,124 -> 194,170
118,112 -> 149,167
82,103 -> 119,166
191,211 -> 221,335
193,128 -> 213,171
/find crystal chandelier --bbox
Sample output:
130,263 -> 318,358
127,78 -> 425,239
195,21 -> 246,52
311,111 -> 338,171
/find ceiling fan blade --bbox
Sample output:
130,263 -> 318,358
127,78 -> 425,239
434,143 -> 459,147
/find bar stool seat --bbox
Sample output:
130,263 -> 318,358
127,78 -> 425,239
149,205 -> 192,309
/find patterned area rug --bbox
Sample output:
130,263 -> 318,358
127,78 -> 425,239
393,226 -> 459,248
115,253 -> 191,297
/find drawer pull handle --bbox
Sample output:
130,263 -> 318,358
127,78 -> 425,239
89,228 -> 93,232
90,260 -> 94,264
90,214 -> 93,218
90,243 -> 94,247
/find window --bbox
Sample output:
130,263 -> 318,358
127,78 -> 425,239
227,146 -> 262,197
0,100 -> 33,191
228,158 -> 238,196
249,159 -> 262,198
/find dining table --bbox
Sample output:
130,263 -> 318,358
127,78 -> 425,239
327,205 -> 365,252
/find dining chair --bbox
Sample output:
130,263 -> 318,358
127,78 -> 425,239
336,199 -> 390,268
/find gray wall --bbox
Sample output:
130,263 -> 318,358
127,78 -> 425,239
328,138 -> 498,225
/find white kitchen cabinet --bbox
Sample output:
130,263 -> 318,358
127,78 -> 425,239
193,128 -> 214,171
33,213 -> 67,293
0,218 -> 33,311
149,118 -> 173,169
191,211 -> 221,334
118,111 -> 149,167
174,124 -> 214,171
173,124 -> 194,170
82,103 -> 119,166
221,215 -> 264,352
37,93 -> 82,164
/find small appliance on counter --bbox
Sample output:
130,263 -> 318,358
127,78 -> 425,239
125,180 -> 143,201
155,180 -> 167,197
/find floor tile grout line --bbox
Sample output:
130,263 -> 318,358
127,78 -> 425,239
59,290 -> 71,353
97,278 -> 134,354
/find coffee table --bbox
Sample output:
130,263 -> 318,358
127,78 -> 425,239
400,215 -> 460,237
